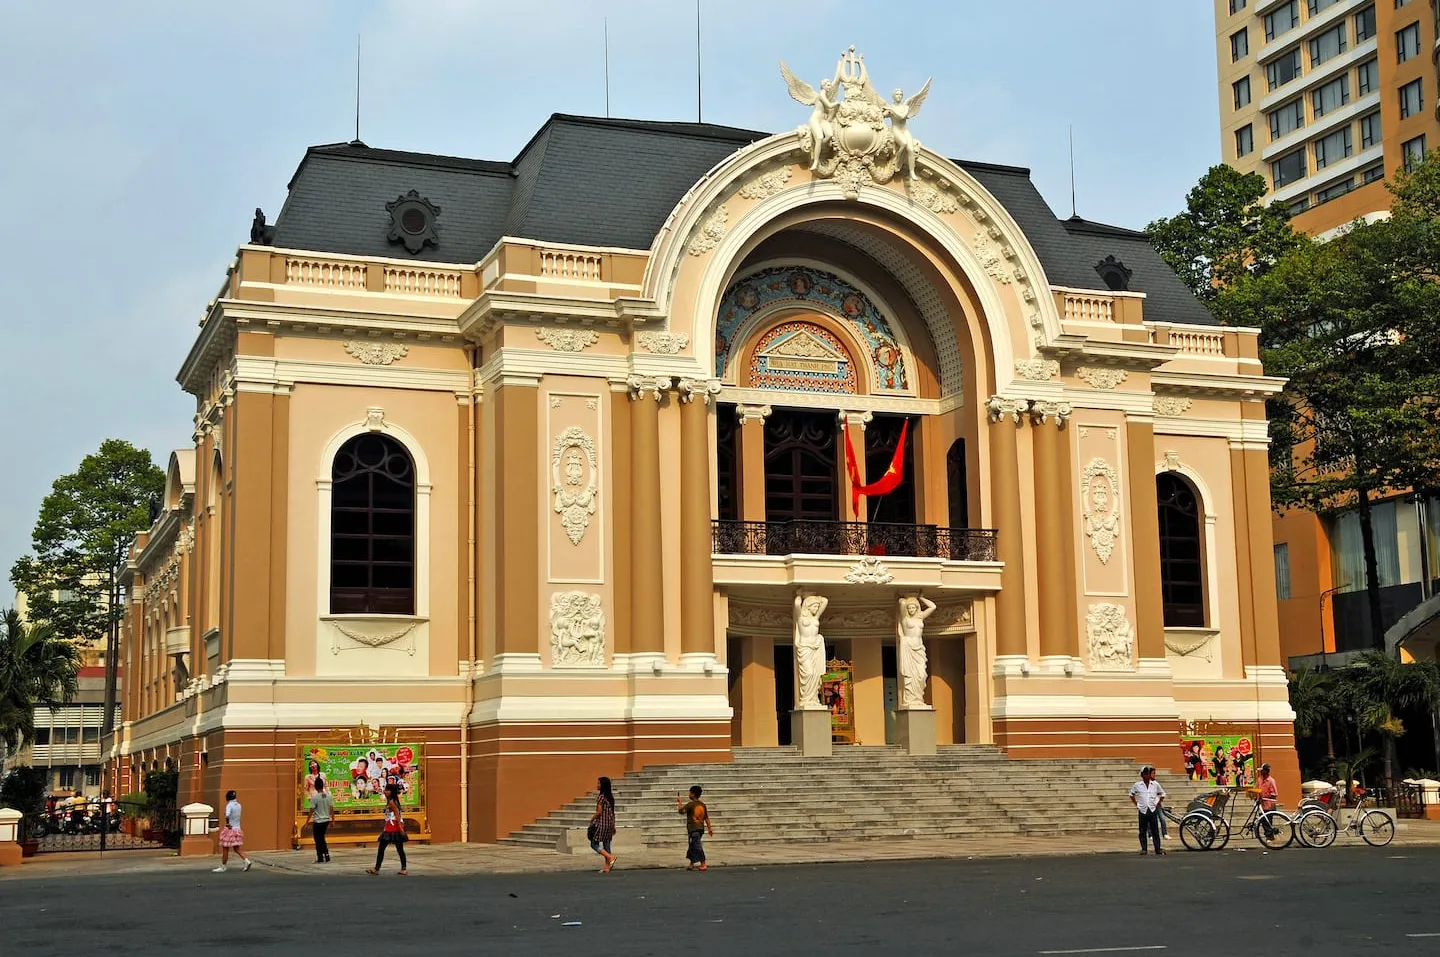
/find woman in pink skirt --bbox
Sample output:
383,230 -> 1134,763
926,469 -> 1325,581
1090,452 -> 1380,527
213,789 -> 252,873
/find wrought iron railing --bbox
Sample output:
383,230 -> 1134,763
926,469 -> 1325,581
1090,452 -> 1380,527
712,520 -> 998,562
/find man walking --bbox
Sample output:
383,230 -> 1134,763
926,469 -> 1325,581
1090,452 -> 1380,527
676,785 -> 714,871
308,777 -> 333,863
1129,765 -> 1167,855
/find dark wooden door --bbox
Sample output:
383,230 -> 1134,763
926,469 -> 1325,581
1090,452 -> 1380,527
764,410 -> 839,522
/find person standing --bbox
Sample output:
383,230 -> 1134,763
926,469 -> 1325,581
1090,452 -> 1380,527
213,790 -> 252,873
1128,766 -> 1167,856
1254,762 -> 1280,840
366,784 -> 407,875
589,776 -> 617,874
308,777 -> 334,863
676,785 -> 714,871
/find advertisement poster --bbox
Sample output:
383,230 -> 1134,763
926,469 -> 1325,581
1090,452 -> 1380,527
297,742 -> 425,813
1180,736 -> 1255,788
821,660 -> 855,743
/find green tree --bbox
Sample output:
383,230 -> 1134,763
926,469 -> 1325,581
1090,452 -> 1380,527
1343,651 -> 1440,784
1146,163 -> 1301,304
0,609 -> 82,754
1288,666 -> 1336,756
10,439 -> 164,734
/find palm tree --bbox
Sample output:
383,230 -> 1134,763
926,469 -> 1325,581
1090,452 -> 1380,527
1289,666 -> 1336,752
0,609 -> 81,754
1346,650 -> 1440,784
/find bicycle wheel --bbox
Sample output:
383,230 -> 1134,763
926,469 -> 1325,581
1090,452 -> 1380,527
1257,812 -> 1294,849
1296,810 -> 1337,848
1180,813 -> 1216,851
1211,819 -> 1231,850
1359,811 -> 1395,847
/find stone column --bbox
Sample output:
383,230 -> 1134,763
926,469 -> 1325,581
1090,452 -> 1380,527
1127,421 -> 1167,664
736,405 -> 770,522
1032,401 -> 1074,669
678,379 -> 721,659
987,397 -> 1029,663
738,635 -> 779,747
180,802 -> 215,857
627,376 -> 669,658
838,411 -> 872,522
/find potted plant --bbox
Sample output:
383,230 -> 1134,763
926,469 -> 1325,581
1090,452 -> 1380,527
119,791 -> 148,837
142,770 -> 180,846
0,767 -> 47,857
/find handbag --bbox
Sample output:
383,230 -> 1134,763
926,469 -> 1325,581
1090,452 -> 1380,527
586,821 -> 599,843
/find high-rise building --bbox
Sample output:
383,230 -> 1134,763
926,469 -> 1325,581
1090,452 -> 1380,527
1216,0 -> 1438,236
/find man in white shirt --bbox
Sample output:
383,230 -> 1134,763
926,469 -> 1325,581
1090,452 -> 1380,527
1128,765 -> 1167,855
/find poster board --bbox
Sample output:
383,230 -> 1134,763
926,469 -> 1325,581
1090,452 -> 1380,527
822,658 -> 856,744
293,724 -> 430,847
1179,734 -> 1256,788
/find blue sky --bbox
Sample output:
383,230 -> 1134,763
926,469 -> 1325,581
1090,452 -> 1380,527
0,1 -> 1218,607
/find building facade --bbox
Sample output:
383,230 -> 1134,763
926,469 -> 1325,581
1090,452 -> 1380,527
108,51 -> 1298,849
1215,0 -> 1438,234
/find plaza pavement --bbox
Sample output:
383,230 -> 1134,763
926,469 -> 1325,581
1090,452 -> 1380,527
5,818 -> 1440,881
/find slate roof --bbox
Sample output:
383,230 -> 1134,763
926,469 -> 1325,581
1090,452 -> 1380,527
268,114 -> 1216,325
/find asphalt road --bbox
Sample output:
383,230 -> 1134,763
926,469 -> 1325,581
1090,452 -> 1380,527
4,846 -> 1438,956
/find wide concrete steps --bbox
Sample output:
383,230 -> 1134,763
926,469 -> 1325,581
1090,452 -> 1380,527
500,745 -> 1205,849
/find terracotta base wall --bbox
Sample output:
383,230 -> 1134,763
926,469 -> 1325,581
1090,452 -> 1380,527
467,720 -> 732,843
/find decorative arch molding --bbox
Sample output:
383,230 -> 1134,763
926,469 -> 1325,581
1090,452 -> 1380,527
316,407 -> 433,621
642,133 -> 1065,381
717,263 -> 912,393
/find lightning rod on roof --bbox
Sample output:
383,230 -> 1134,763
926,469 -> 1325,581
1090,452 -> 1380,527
1069,124 -> 1077,219
696,0 -> 703,122
604,18 -> 611,119
354,34 -> 362,145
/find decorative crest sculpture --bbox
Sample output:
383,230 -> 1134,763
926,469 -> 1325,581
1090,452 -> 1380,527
780,47 -> 932,198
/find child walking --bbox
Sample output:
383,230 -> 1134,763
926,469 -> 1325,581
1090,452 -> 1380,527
676,785 -> 714,871
213,789 -> 252,873
367,784 -> 408,875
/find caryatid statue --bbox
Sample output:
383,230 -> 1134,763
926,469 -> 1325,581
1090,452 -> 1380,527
896,594 -> 937,709
793,590 -> 830,710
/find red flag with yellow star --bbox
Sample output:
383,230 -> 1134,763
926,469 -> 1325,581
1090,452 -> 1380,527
844,419 -> 909,515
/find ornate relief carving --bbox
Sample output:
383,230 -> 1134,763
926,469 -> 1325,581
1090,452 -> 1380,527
332,619 -> 420,651
975,231 -> 1014,283
1162,450 -> 1181,472
729,603 -> 790,630
781,47 -> 931,198
1081,457 -> 1122,565
365,407 -> 386,432
626,375 -> 672,401
1076,366 -> 1129,390
1165,631 -> 1214,659
986,395 -> 1028,423
344,341 -> 409,365
738,165 -> 793,199
845,555 -> 894,584
535,328 -> 599,352
1028,400 -> 1072,426
735,404 -> 772,424
677,378 -> 723,404
908,176 -> 959,214
636,331 -> 690,355
552,427 -> 599,546
927,601 -> 975,633
1086,603 -> 1135,672
549,591 -> 605,667
1014,359 -> 1059,381
824,607 -> 893,630
687,204 -> 728,256
1154,396 -> 1192,417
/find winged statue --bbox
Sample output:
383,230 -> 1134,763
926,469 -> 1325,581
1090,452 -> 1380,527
779,60 -> 839,172
883,79 -> 931,180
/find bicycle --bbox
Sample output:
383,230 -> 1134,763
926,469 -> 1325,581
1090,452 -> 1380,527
1200,795 -> 1294,850
1293,786 -> 1394,848
1159,789 -> 1232,851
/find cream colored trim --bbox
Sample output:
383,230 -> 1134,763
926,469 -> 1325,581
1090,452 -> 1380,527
990,694 -> 1181,719
241,243 -> 472,272
1150,371 -> 1286,397
469,692 -> 731,725
711,554 -> 1003,592
1152,417 -> 1270,442
1155,457 -> 1221,634
234,355 -> 469,394
717,387 -> 940,416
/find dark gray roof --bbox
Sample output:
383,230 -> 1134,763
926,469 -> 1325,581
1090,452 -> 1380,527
267,115 -> 1215,324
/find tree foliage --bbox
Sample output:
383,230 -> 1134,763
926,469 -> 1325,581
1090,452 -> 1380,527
10,439 -> 164,645
0,608 -> 82,754
1147,163 -> 1301,303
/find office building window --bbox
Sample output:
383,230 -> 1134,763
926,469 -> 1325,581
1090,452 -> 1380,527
1289,197 -> 1311,214
1234,75 -> 1253,110
1312,75 -> 1351,115
1269,98 -> 1306,139
1403,135 -> 1428,171
1317,178 -> 1356,203
1363,163 -> 1386,182
1395,0 -> 1411,7
1236,124 -> 1255,157
60,769 -> 76,789
1396,22 -> 1421,61
1360,111 -> 1382,147
1232,27 -> 1250,61
1356,57 -> 1380,94
84,767 -> 100,788
1265,0 -> 1300,41
1273,148 -> 1308,187
1274,543 -> 1292,601
1400,78 -> 1424,118
1315,126 -> 1353,168
1356,4 -> 1377,40
1310,0 -> 1343,11
1310,23 -> 1348,66
1267,48 -> 1303,91
1231,0 -> 1247,11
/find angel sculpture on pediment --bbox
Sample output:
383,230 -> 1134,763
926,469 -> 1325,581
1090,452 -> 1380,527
884,80 -> 931,181
780,61 -> 840,172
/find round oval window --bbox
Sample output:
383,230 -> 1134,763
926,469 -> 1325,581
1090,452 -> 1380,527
401,208 -> 427,234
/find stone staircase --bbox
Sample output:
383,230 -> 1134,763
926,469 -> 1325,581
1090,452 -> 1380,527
501,745 -> 1206,849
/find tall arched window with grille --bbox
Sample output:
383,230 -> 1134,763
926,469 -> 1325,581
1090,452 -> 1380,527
1156,473 -> 1205,627
330,434 -> 416,615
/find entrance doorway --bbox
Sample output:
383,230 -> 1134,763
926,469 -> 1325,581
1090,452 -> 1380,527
773,644 -> 794,745
765,410 -> 839,522
882,644 -> 898,745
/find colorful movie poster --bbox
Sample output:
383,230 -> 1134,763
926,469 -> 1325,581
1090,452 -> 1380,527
1179,735 -> 1256,788
297,742 -> 425,813
821,660 -> 855,742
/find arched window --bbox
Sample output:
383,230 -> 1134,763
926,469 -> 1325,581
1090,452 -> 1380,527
946,438 -> 968,528
330,434 -> 415,615
1156,473 -> 1205,627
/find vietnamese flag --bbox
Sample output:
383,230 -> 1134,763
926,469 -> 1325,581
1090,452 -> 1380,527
844,419 -> 909,515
